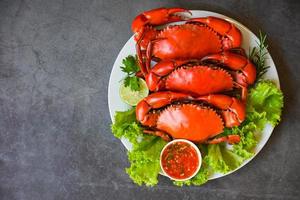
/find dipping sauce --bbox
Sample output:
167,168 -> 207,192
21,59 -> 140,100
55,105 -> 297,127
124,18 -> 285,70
161,140 -> 200,180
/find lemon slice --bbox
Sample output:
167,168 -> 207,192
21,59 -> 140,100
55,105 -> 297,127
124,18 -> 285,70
119,78 -> 149,106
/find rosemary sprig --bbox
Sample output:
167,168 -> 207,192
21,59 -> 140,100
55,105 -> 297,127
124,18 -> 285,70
249,31 -> 270,82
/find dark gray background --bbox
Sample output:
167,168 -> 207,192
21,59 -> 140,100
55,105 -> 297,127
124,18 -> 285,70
0,0 -> 299,199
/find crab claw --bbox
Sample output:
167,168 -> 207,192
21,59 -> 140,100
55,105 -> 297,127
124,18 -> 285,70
189,16 -> 242,49
201,51 -> 256,86
143,130 -> 172,141
145,60 -> 191,91
198,94 -> 246,127
131,7 -> 191,33
136,91 -> 191,126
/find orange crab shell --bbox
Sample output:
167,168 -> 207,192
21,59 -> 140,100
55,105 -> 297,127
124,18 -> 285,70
152,24 -> 223,60
156,104 -> 224,142
165,66 -> 234,96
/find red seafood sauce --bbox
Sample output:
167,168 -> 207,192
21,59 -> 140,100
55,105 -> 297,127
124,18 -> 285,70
161,141 -> 199,180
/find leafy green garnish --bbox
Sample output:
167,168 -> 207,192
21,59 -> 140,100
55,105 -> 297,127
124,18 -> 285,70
247,80 -> 284,126
126,137 -> 166,186
111,108 -> 167,186
111,108 -> 141,146
120,55 -> 140,91
205,144 -> 231,173
124,76 -> 140,91
249,31 -> 270,82
232,121 -> 258,159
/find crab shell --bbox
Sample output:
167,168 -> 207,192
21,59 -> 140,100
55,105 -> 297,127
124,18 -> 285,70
156,104 -> 224,142
164,65 -> 233,96
152,24 -> 224,60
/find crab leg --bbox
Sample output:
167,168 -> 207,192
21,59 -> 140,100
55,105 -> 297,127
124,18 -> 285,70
201,51 -> 256,101
143,130 -> 172,141
197,94 -> 246,127
207,135 -> 241,144
135,31 -> 148,76
188,16 -> 242,49
144,38 -> 168,73
201,51 -> 256,85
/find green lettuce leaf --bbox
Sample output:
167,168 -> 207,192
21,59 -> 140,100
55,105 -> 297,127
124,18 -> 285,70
111,108 -> 167,186
126,137 -> 166,186
205,144 -> 230,173
248,80 -> 284,126
231,121 -> 257,159
204,143 -> 245,174
111,108 -> 143,146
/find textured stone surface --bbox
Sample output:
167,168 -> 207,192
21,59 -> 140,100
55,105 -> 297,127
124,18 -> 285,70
0,0 -> 299,199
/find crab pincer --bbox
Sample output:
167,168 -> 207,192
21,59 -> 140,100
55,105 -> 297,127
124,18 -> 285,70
201,51 -> 256,101
131,7 -> 191,34
132,7 -> 190,76
197,94 -> 246,127
188,16 -> 242,49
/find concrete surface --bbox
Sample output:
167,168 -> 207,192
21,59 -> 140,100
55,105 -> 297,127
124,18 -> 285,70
0,0 -> 299,199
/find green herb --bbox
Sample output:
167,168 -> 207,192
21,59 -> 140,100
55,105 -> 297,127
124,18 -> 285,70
249,31 -> 270,82
111,108 -> 167,186
120,55 -> 140,91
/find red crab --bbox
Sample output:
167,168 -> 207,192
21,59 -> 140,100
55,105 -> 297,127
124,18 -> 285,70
145,51 -> 256,100
136,91 -> 245,143
131,7 -> 242,76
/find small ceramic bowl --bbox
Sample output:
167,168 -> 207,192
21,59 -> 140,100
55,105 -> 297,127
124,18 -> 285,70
160,139 -> 202,181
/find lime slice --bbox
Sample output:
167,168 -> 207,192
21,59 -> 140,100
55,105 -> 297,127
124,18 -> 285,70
119,78 -> 149,106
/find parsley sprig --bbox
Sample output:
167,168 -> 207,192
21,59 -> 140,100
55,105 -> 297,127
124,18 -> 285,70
249,31 -> 270,82
120,55 -> 140,91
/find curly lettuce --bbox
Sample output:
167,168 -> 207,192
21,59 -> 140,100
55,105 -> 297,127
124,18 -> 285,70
111,108 -> 167,186
111,108 -> 142,146
248,80 -> 284,126
126,137 -> 166,186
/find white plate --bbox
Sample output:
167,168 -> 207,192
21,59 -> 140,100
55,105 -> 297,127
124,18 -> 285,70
108,10 -> 280,180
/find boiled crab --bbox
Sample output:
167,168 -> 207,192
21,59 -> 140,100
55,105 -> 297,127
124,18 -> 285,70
145,51 -> 256,100
131,7 -> 242,76
136,91 -> 244,143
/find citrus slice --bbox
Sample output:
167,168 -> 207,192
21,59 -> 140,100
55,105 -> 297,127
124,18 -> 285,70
119,78 -> 149,106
